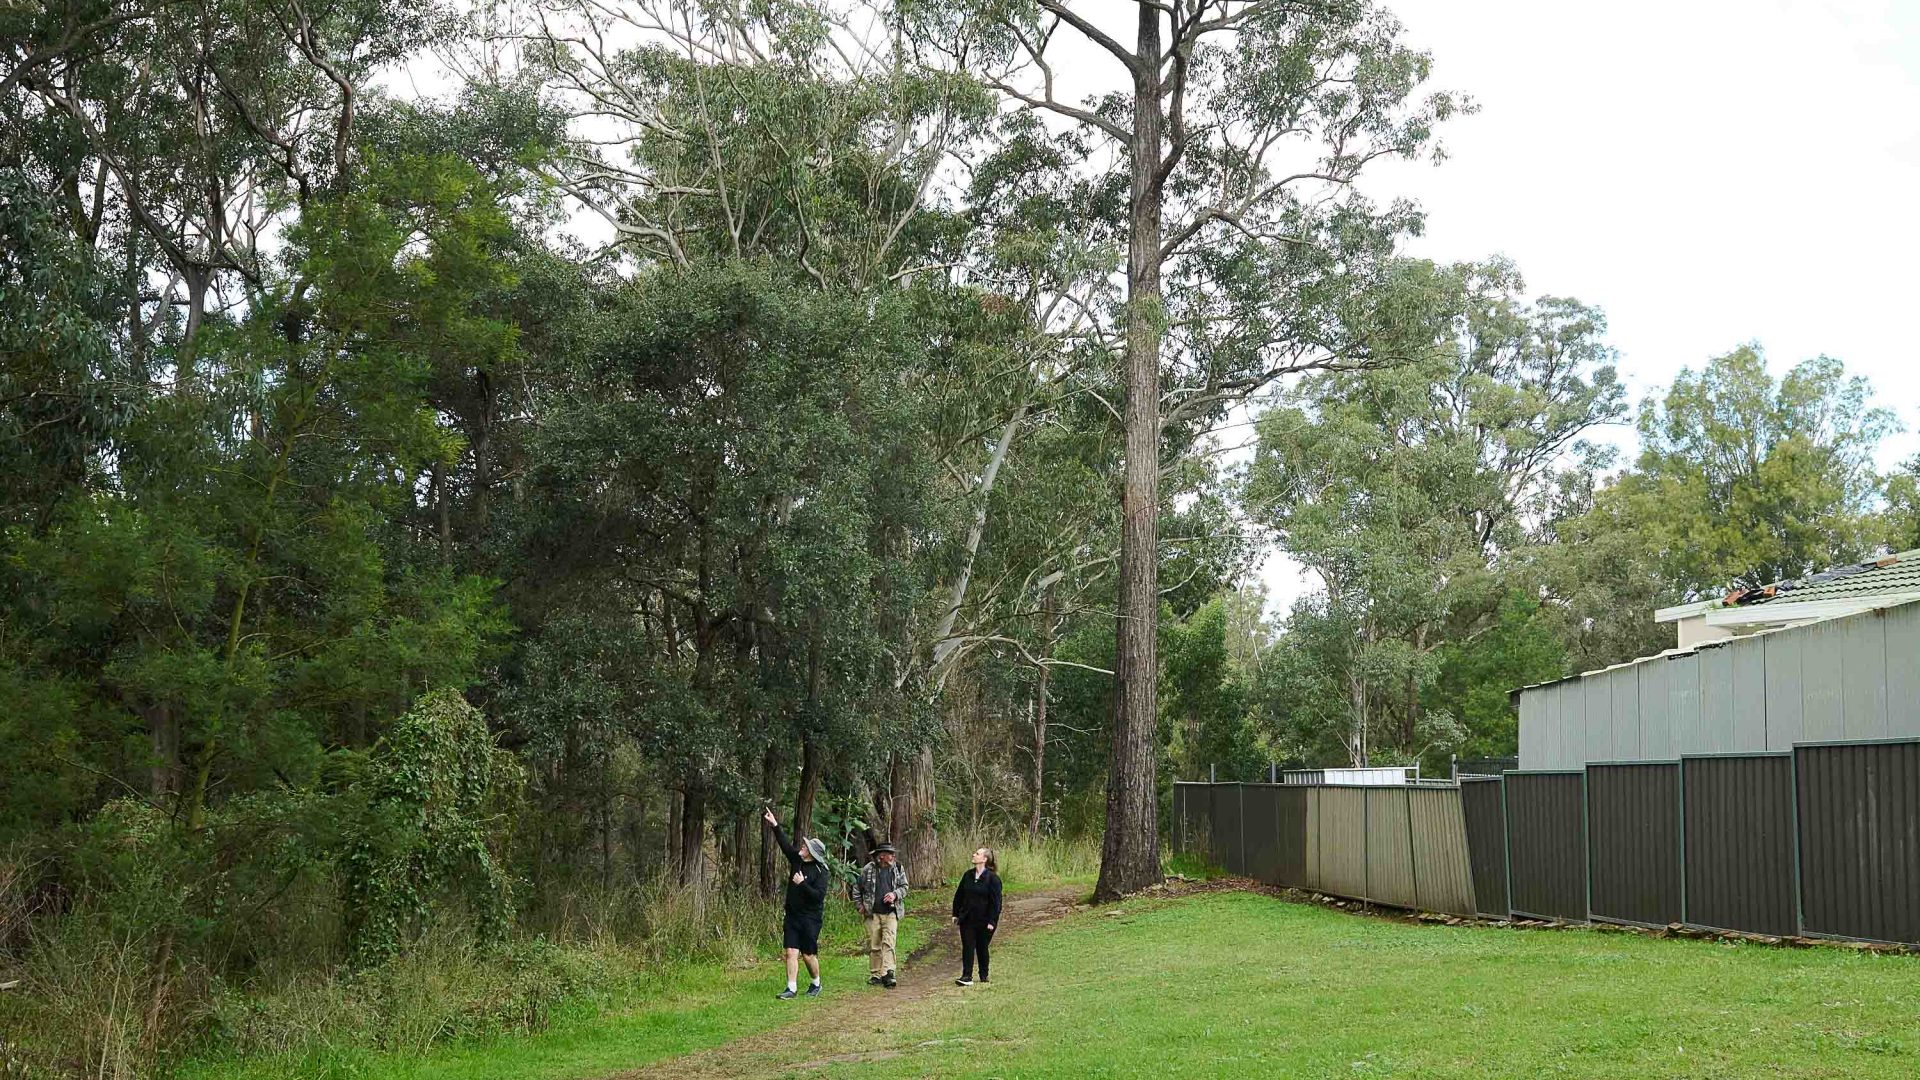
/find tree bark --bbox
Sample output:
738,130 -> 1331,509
928,398 -> 1031,674
599,774 -> 613,890
730,811 -> 752,889
147,704 -> 180,801
793,735 -> 824,839
890,744 -> 941,887
1030,594 -> 1054,841
1349,673 -> 1369,767
665,786 -> 682,882
759,745 -> 782,895
677,779 -> 706,889
178,265 -> 210,379
431,462 -> 450,563
470,369 -> 493,536
1095,4 -> 1166,903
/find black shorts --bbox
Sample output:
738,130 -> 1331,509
783,914 -> 822,954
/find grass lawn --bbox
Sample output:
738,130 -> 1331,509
176,910 -> 934,1080
180,886 -> 1920,1079
784,890 -> 1920,1079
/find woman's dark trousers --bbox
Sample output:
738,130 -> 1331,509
959,921 -> 995,980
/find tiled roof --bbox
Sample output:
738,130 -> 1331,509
1732,549 -> 1920,608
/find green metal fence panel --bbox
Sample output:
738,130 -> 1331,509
1796,740 -> 1920,945
1215,784 -> 1245,875
1682,753 -> 1797,937
1274,785 -> 1310,889
1505,771 -> 1588,922
1461,777 -> 1510,918
1241,784 -> 1283,885
1586,762 -> 1682,928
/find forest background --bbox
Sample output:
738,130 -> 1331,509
5,0 -> 1918,1074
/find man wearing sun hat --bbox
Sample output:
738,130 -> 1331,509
854,841 -> 909,988
763,807 -> 831,999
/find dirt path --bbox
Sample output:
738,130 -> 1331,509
615,885 -> 1084,1079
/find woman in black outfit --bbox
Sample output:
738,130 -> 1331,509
951,846 -> 1002,986
763,808 -> 830,999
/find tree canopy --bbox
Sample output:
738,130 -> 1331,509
2,0 -> 1911,1070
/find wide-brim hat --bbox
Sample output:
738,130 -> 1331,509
872,842 -> 897,855
804,836 -> 828,861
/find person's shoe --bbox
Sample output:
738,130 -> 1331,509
882,972 -> 897,989
805,983 -> 822,997
777,989 -> 798,1000
978,979 -> 990,985
955,977 -> 973,986
868,974 -> 883,986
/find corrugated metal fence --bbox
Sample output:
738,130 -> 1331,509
1796,741 -> 1920,944
1178,782 -> 1479,917
1586,762 -> 1681,928
1682,753 -> 1797,937
1460,777 -> 1510,918
1174,737 -> 1920,945
1504,771 -> 1587,922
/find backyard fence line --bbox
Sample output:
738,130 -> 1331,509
1173,737 -> 1920,947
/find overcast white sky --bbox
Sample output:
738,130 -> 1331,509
1246,0 -> 1920,614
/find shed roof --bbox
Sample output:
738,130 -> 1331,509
1511,589 -> 1920,703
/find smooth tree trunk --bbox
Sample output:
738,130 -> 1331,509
1030,593 -> 1055,841
1028,686 -> 1048,841
1095,5 -> 1167,903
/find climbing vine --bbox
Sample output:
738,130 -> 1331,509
342,690 -> 522,964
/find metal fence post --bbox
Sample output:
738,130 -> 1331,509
1404,786 -> 1419,910
1789,749 -> 1805,937
1580,769 -> 1592,922
1677,760 -> 1688,925
1500,778 -> 1514,917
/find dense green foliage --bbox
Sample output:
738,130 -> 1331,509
3,0 -> 1912,1074
1239,293 -> 1909,773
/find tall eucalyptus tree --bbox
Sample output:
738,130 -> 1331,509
938,0 -> 1460,897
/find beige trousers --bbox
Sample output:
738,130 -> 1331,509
864,912 -> 899,974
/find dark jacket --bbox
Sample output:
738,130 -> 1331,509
771,822 -> 829,920
950,866 -> 1002,926
855,859 -> 909,916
